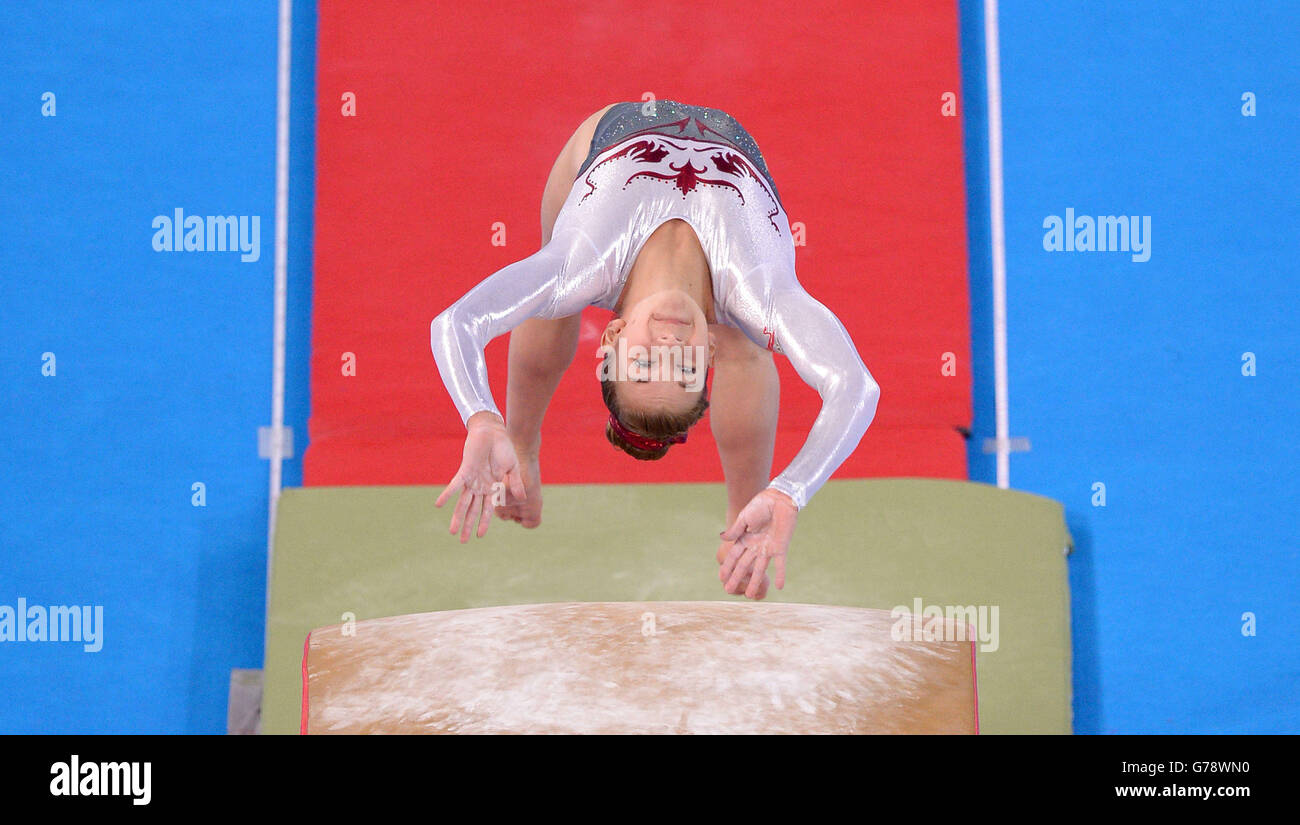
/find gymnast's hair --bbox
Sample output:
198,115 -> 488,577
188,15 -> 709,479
600,357 -> 710,461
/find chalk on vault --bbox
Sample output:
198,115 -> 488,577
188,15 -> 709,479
301,601 -> 978,734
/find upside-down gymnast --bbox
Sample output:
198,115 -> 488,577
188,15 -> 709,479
431,100 -> 880,600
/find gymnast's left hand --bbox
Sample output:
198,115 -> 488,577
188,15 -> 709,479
718,489 -> 798,600
436,411 -> 527,543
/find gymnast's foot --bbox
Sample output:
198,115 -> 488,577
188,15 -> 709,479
495,450 -> 543,528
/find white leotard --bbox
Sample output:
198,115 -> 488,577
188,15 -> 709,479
431,128 -> 880,508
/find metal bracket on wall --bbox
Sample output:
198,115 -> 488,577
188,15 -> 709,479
982,436 -> 1031,455
258,426 -> 294,460
227,668 -> 263,735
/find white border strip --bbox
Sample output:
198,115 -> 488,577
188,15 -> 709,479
984,0 -> 1011,489
267,0 -> 292,580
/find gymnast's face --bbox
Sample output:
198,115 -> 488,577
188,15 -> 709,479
599,289 -> 715,415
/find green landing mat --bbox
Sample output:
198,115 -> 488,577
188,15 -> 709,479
263,478 -> 1073,734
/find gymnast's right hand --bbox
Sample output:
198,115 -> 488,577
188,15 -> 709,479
436,411 -> 527,543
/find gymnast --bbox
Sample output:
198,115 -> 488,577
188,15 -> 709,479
431,100 -> 880,600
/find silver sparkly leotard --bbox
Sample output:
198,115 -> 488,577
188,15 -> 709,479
431,112 -> 880,509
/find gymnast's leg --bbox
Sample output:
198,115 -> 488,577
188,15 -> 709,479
494,105 -> 617,526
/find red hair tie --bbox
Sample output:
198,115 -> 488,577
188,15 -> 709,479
608,413 -> 687,451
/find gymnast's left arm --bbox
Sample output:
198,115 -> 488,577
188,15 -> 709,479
719,286 -> 880,596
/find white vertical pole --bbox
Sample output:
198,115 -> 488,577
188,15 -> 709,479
268,0 -> 292,587
984,0 -> 1011,489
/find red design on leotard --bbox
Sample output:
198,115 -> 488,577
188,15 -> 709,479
661,116 -> 694,134
581,139 -> 670,203
655,115 -> 724,141
581,133 -> 782,233
711,151 -> 748,178
625,159 -> 745,201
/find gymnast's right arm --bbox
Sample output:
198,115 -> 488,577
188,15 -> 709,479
431,240 -> 584,424
429,232 -> 598,541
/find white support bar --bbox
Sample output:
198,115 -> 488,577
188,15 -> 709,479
267,0 -> 292,603
984,0 -> 1012,489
